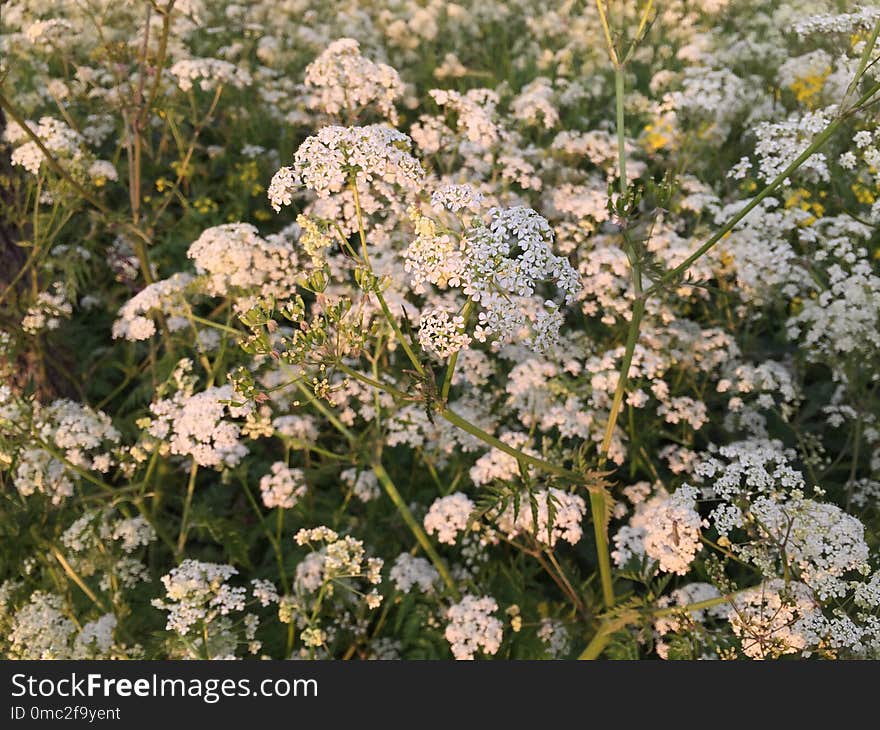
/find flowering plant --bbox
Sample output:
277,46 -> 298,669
2,0 -> 880,660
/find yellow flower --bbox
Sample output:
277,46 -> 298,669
789,67 -> 830,107
193,196 -> 218,214
852,182 -> 876,205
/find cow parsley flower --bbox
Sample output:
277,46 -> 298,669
418,309 -> 471,358
389,553 -> 439,594
112,273 -> 194,341
147,385 -> 249,468
169,58 -> 251,92
424,493 -> 474,545
613,486 -> 704,575
304,38 -> 403,123
21,282 -> 72,334
269,125 -> 424,210
152,561 -> 246,636
445,595 -> 503,660
6,117 -> 84,175
405,205 -> 580,353
259,462 -> 307,510
728,580 -> 818,659
186,223 -> 302,311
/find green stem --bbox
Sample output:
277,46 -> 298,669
843,19 -> 880,111
615,66 -> 627,196
190,314 -> 241,336
439,407 -> 581,482
334,361 -> 411,401
589,491 -> 615,610
294,380 -> 356,443
645,80 -> 880,297
52,548 -> 110,613
374,289 -> 425,376
176,461 -> 198,558
348,177 -> 425,376
597,297 -> 646,468
440,300 -> 475,401
371,459 -> 460,600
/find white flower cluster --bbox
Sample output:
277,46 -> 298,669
469,432 -> 536,486
445,594 -> 503,660
340,468 -> 380,502
12,400 -> 119,505
493,487 -> 586,547
303,38 -> 403,123
429,88 -> 500,148
273,414 -> 319,442
418,309 -> 470,358
62,510 -> 154,554
728,580 -> 818,659
695,440 -> 873,604
717,359 -> 799,420
430,184 -> 484,213
511,77 -> 559,129
407,204 -> 581,353
696,439 -> 805,503
749,496 -> 868,600
268,125 -> 424,211
186,223 -> 301,311
147,385 -> 249,468
794,7 -> 880,36
251,579 -> 280,607
36,399 -> 120,470
259,462 -> 307,510
389,553 -> 439,594
751,107 -> 835,183
23,18 -> 73,45
21,282 -> 72,334
152,560 -> 246,636
112,273 -> 194,341
5,117 -> 84,175
292,527 -> 383,608
169,58 -> 252,92
613,485 -> 704,575
6,591 -> 122,659
787,257 -> 880,363
61,509 -> 155,590
424,492 -> 474,545
537,618 -> 571,658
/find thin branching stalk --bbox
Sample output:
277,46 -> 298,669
176,461 -> 199,558
371,459 -> 460,600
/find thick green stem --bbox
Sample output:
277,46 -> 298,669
589,491 -> 615,610
371,460 -> 460,600
579,591 -> 747,659
598,297 -> 646,468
